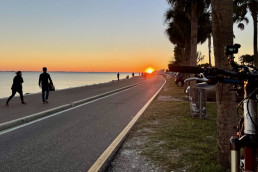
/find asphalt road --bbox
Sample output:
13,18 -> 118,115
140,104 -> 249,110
0,76 -> 165,172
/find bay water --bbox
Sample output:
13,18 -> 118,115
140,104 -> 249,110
0,72 -> 134,99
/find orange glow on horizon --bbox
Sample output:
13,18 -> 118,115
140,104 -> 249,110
145,67 -> 155,74
0,49 -> 169,72
1,53 -> 166,72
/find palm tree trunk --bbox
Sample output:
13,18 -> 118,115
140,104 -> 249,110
185,41 -> 191,66
252,12 -> 258,67
208,35 -> 212,67
184,40 -> 191,90
190,2 -> 198,67
189,2 -> 198,88
211,0 -> 237,168
180,46 -> 185,66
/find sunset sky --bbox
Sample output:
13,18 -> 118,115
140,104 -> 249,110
0,1 -> 254,72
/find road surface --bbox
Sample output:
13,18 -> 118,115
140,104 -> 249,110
0,76 -> 165,172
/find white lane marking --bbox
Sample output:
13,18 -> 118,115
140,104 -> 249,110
0,78 -> 155,136
88,77 -> 166,172
0,78 -> 144,100
71,80 -> 150,105
0,80 -> 149,132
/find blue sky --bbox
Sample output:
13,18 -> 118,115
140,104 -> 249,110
0,0 -> 255,71
0,0 -> 174,71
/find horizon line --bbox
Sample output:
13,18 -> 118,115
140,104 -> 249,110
0,70 -> 144,73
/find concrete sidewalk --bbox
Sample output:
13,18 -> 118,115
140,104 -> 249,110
0,77 -> 145,127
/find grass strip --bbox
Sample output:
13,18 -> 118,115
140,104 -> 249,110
129,79 -> 225,171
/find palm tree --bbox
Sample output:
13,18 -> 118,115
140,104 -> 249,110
234,0 -> 258,66
167,0 -> 211,67
171,46 -> 183,65
165,4 -> 191,66
189,0 -> 211,68
211,0 -> 237,168
208,35 -> 212,67
165,1 -> 212,66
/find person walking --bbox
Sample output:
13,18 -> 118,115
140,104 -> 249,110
117,72 -> 120,81
39,67 -> 53,104
6,71 -> 26,106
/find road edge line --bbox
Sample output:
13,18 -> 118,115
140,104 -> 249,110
87,77 -> 166,172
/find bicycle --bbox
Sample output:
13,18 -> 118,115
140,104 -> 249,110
168,44 -> 258,172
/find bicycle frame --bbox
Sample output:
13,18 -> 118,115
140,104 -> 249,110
231,79 -> 257,172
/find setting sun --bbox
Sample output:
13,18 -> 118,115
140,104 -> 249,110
145,67 -> 155,74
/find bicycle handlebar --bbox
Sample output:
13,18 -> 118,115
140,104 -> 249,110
168,65 -> 204,74
168,64 -> 258,84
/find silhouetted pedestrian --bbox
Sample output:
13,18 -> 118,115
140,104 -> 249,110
143,73 -> 147,79
132,72 -> 134,77
39,67 -> 53,104
117,72 -> 120,81
6,71 -> 25,106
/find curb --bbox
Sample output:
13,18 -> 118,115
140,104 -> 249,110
0,80 -> 147,132
88,77 -> 167,172
0,104 -> 71,131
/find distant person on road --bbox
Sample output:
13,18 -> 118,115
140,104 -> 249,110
132,72 -> 134,77
117,72 -> 120,81
6,71 -> 26,106
143,73 -> 147,80
39,67 -> 53,104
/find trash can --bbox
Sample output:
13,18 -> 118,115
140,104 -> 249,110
188,87 -> 207,118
